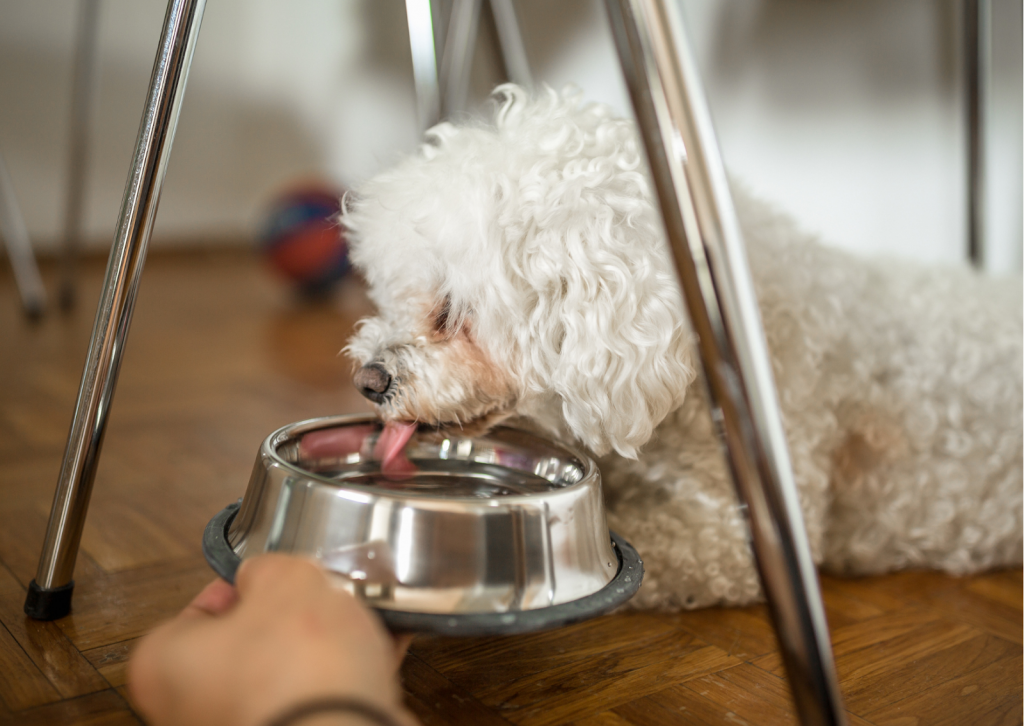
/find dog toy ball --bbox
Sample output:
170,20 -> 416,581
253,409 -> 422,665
259,182 -> 349,296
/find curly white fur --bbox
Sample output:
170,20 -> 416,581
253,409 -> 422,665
344,85 -> 1023,610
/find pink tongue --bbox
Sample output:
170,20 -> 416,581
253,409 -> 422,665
373,421 -> 418,478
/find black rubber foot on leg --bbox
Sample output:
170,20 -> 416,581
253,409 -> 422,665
24,579 -> 74,620
23,298 -> 45,322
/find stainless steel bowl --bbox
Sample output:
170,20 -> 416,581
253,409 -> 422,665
203,414 -> 642,634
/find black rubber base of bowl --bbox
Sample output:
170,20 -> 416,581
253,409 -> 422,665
203,502 -> 643,636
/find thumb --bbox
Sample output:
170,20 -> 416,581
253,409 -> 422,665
179,578 -> 239,619
234,553 -> 331,606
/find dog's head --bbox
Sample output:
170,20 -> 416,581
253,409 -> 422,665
344,86 -> 696,458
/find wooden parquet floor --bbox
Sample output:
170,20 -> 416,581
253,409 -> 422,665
0,250 -> 1020,726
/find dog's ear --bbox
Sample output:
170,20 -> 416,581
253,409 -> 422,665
523,237 -> 696,458
493,88 -> 697,457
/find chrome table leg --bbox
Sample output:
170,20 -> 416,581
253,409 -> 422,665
408,0 -> 531,128
964,0 -> 989,268
0,152 -> 46,319
604,1 -> 846,723
405,0 -> 442,132
440,0 -> 532,116
439,0 -> 484,118
488,0 -> 532,90
25,0 -> 207,621
59,0 -> 102,311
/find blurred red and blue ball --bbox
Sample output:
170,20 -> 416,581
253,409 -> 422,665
260,184 -> 349,296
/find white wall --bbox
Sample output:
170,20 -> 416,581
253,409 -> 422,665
0,0 -> 1020,273
0,0 -> 422,246
525,0 -> 1023,272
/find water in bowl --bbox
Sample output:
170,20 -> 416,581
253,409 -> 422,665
332,460 -> 557,498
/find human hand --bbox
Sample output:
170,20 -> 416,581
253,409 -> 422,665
128,554 -> 418,726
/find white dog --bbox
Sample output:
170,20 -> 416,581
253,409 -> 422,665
343,85 -> 1023,610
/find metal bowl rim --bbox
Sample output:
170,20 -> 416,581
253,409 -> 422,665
259,413 -> 600,505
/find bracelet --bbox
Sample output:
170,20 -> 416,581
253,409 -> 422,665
265,697 -> 404,726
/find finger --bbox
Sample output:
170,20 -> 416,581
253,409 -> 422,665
180,578 -> 238,619
235,553 -> 328,603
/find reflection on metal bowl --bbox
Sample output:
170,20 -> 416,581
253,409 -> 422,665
203,414 -> 642,634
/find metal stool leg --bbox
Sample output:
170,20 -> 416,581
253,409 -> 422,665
405,0 -> 442,132
59,0 -> 102,311
407,0 -> 531,129
0,153 -> 46,319
25,0 -> 207,621
488,0 -> 532,90
439,0 -> 483,118
964,0 -> 989,268
604,1 -> 846,724
438,0 -> 532,118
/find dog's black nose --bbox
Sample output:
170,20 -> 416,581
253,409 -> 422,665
354,363 -> 392,404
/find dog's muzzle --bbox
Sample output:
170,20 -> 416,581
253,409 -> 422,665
355,363 -> 392,404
